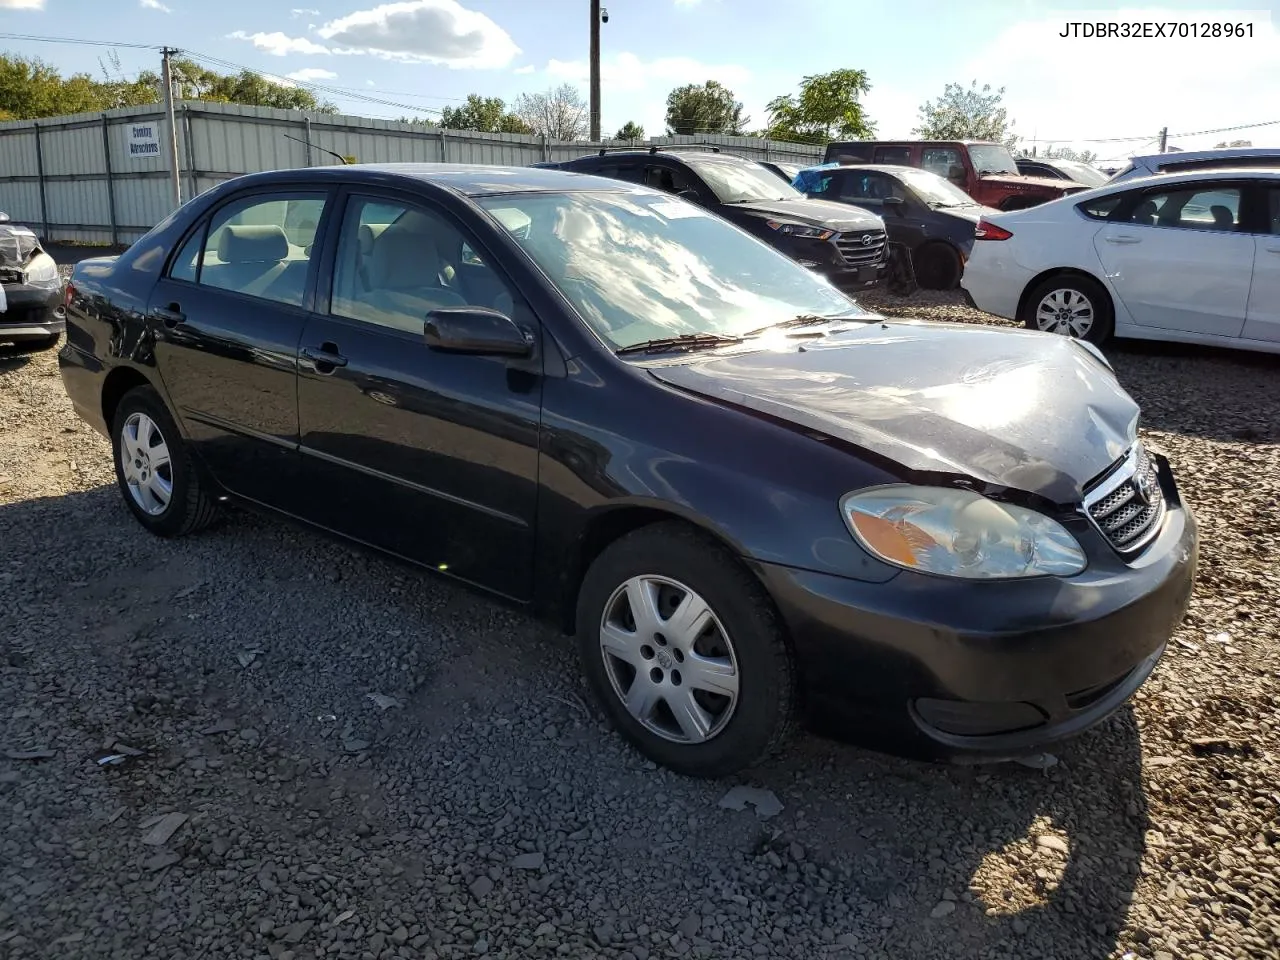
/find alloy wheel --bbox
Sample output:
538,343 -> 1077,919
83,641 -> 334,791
119,412 -> 173,516
1034,288 -> 1095,338
599,575 -> 740,744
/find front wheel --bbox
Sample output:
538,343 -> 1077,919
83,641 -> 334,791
1019,274 -> 1115,345
576,523 -> 796,778
111,385 -> 220,537
912,243 -> 962,290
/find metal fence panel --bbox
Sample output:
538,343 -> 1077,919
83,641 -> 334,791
0,101 -> 833,243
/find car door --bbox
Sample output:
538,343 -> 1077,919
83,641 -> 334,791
1092,181 -> 1254,338
1242,183 -> 1280,343
833,171 -> 925,248
148,188 -> 330,507
292,189 -> 543,601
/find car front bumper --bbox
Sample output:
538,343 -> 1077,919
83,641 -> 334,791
0,280 -> 65,343
751,480 -> 1198,762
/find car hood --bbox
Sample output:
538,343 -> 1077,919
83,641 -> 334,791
647,320 -> 1138,504
727,197 -> 884,231
979,172 -> 1083,193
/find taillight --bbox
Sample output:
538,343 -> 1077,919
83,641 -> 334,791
974,218 -> 1012,241
64,281 -> 75,309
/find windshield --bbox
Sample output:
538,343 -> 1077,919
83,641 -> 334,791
968,144 -> 1018,176
1049,159 -> 1109,186
683,157 -> 804,204
477,190 -> 867,350
897,169 -> 976,206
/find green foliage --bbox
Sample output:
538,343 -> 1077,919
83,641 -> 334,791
914,80 -> 1016,148
0,50 -> 336,121
1035,145 -> 1098,163
764,69 -> 873,145
664,81 -> 746,136
614,120 -> 644,141
439,93 -> 531,134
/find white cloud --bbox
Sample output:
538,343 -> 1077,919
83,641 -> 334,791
317,0 -> 520,68
0,0 -> 44,8
513,64 -> 535,75
139,0 -> 171,11
286,67 -> 338,82
963,9 -> 1280,156
861,84 -> 923,140
673,0 -> 702,5
291,6 -> 320,14
227,31 -> 331,56
545,52 -> 749,94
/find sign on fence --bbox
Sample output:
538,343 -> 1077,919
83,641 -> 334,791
128,123 -> 161,159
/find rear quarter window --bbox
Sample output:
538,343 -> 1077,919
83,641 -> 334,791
1077,195 -> 1124,219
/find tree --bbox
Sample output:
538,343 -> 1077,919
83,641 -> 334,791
614,120 -> 644,141
512,83 -> 588,141
914,80 -> 1016,148
764,69 -> 873,144
439,93 -> 530,134
1214,139 -> 1252,148
0,51 -> 336,119
664,81 -> 746,136
1031,144 -> 1098,163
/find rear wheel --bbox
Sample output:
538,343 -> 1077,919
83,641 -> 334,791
1019,274 -> 1115,345
912,243 -> 962,290
111,385 -> 220,537
576,522 -> 796,778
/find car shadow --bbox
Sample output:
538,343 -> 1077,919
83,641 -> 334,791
0,347 -> 34,372
0,484 -> 1147,959
1105,338 -> 1280,443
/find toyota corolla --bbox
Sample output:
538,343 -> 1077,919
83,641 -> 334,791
58,164 -> 1197,777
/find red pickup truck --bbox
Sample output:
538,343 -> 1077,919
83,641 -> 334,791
822,140 -> 1086,211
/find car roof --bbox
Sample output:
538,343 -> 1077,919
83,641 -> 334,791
1131,146 -> 1280,167
1108,166 -> 1280,186
212,162 -> 636,198
797,162 -> 924,177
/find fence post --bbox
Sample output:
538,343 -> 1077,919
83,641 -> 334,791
32,121 -> 50,241
764,139 -> 771,162
541,132 -> 548,162
439,128 -> 448,163
101,114 -> 118,247
303,115 -> 314,166
182,106 -> 197,202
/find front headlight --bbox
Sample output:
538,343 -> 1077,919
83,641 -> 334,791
764,220 -> 834,241
840,485 -> 1086,579
22,254 -> 59,284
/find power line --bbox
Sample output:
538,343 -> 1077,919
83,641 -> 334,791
0,32 -> 160,50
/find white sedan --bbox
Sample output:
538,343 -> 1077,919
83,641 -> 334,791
961,167 -> 1280,353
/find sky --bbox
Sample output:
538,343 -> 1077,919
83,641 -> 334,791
2,0 -> 1279,162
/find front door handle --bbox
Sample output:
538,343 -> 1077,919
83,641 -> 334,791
1265,246 -> 1280,255
302,343 -> 348,372
1104,235 -> 1141,245
150,304 -> 185,328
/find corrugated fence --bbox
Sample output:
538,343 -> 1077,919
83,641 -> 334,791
0,101 -> 825,245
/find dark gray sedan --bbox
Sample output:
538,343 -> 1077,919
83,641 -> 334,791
794,163 -> 999,289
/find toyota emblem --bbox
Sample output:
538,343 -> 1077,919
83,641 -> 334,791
1133,470 -> 1154,505
860,234 -> 872,246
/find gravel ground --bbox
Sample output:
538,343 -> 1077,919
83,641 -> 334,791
2,281 -> 1279,960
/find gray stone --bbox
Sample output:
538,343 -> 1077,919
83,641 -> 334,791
511,852 -> 545,870
930,901 -> 956,919
469,876 -> 494,900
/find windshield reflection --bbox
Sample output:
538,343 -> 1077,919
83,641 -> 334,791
682,158 -> 804,204
478,190 -> 867,350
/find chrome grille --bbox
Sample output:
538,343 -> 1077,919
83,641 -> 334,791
833,230 -> 886,265
1083,444 -> 1166,555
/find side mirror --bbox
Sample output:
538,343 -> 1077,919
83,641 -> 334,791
0,212 -> 10,223
424,307 -> 532,357
882,196 -> 906,214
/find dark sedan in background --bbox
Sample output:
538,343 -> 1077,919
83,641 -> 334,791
0,213 -> 65,351
540,149 -> 890,292
59,164 -> 1196,777
794,163 -> 998,289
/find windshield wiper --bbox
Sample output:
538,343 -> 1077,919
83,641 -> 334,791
615,333 -> 744,356
743,313 -> 858,337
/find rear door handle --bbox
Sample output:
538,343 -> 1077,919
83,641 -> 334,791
1104,235 -> 1141,245
150,304 -> 185,328
1265,246 -> 1280,254
302,343 -> 348,372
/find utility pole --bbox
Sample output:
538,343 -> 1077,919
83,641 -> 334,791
589,0 -> 601,142
1157,126 -> 1168,153
161,47 -> 183,209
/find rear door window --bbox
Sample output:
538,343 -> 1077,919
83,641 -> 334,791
873,146 -> 911,165
1127,185 -> 1242,231
921,148 -> 962,178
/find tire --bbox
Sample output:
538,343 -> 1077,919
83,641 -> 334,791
576,522 -> 796,778
111,385 -> 220,537
1019,273 -> 1115,345
912,243 -> 962,290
